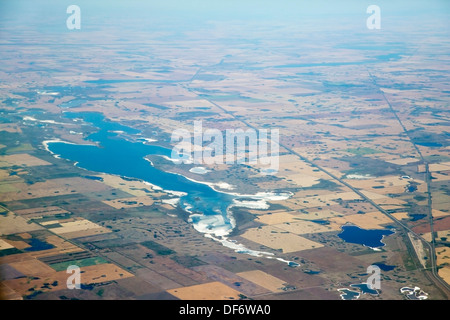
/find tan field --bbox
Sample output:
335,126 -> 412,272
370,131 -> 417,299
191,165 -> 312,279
385,158 -> 421,165
2,239 -> 30,250
49,218 -> 111,239
438,267 -> 450,285
279,173 -> 321,188
0,282 -> 22,300
329,211 -> 393,230
167,281 -> 242,300
99,174 -> 163,197
9,258 -> 56,277
428,171 -> 450,182
0,154 -> 51,167
0,212 -> 43,235
236,270 -> 286,293
255,212 -> 298,225
344,175 -> 412,190
0,239 -> 14,250
3,263 -> 134,297
102,195 -> 155,209
294,210 -> 345,220
241,225 -> 324,253
429,163 -> 450,172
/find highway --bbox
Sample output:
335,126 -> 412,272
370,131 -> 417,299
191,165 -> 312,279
194,85 -> 450,298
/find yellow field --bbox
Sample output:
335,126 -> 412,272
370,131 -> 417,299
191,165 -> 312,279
438,267 -> 450,285
273,220 -> 340,234
345,175 -> 412,190
391,212 -> 410,221
241,225 -> 324,253
432,209 -> 450,218
236,270 -> 286,293
435,246 -> 450,267
167,281 -> 242,300
294,209 -> 345,220
329,211 -> 393,230
0,154 -> 51,167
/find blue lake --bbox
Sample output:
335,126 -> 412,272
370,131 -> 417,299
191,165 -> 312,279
373,262 -> 396,271
350,283 -> 379,295
47,112 -> 235,235
338,289 -> 360,300
338,225 -> 394,248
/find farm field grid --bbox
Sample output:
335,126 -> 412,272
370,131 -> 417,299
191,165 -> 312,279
0,0 -> 449,301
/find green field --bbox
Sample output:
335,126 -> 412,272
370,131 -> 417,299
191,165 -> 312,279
49,256 -> 109,271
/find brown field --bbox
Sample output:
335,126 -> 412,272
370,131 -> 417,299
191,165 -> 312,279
13,206 -> 70,219
240,225 -> 324,253
0,154 -> 51,167
413,216 -> 450,234
0,177 -> 112,201
298,247 -> 365,273
167,281 -> 242,300
236,270 -> 287,293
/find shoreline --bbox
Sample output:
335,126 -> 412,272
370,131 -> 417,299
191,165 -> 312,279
43,138 -> 296,266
